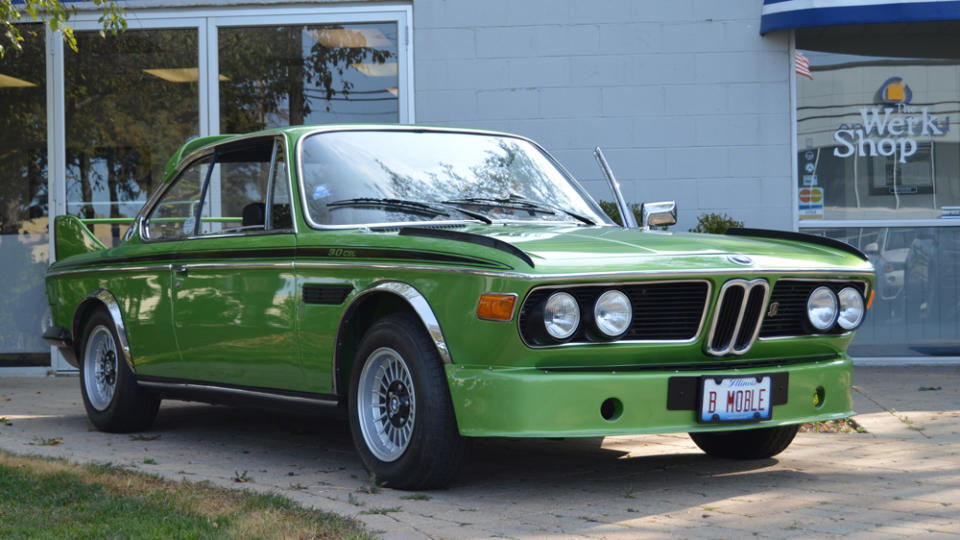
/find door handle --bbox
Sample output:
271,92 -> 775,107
173,264 -> 188,274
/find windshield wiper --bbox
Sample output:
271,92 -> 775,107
326,198 -> 490,223
443,196 -> 595,226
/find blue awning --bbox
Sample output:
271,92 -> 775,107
761,0 -> 960,34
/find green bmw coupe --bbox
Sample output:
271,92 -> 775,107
44,125 -> 874,489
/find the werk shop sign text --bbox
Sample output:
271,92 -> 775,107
833,104 -> 950,163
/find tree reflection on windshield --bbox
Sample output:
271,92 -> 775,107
300,131 -> 610,227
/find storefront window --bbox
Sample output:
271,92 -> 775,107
806,226 -> 960,357
797,51 -> 960,221
0,25 -> 50,366
798,24 -> 960,358
219,23 -> 399,132
64,28 -> 200,246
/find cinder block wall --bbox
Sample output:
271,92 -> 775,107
413,0 -> 794,231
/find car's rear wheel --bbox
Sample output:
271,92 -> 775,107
348,313 -> 469,489
79,308 -> 160,432
689,424 -> 799,459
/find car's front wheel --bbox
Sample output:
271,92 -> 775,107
79,308 -> 160,432
348,313 -> 468,489
689,424 -> 799,459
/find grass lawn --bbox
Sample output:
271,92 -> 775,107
0,449 -> 373,539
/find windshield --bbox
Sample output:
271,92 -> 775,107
298,130 -> 613,227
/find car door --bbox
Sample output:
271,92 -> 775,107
127,154 -> 214,376
170,137 -> 302,390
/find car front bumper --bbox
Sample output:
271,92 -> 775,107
446,356 -> 854,437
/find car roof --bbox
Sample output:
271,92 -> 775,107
162,124 -> 521,182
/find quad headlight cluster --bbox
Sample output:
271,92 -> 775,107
540,289 -> 633,342
806,286 -> 865,332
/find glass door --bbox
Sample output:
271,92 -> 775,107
34,5 -> 412,372
0,24 -> 50,369
64,26 -> 202,246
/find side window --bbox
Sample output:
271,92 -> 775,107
270,147 -> 293,230
203,146 -> 272,235
144,138 -> 287,241
144,157 -> 211,241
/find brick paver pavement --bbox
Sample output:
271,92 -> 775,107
1,366 -> 958,538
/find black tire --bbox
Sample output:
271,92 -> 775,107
79,308 -> 160,433
347,313 -> 469,490
689,424 -> 799,459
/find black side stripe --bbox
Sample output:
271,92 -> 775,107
49,246 -> 511,272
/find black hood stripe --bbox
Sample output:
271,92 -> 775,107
398,227 -> 535,268
726,228 -> 869,262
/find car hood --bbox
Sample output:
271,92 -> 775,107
450,224 -> 874,275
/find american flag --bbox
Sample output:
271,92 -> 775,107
795,50 -> 813,80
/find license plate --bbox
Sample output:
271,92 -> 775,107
699,376 -> 773,423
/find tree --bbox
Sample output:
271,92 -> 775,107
1,0 -> 125,58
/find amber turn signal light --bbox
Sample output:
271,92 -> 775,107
866,289 -> 875,310
477,293 -> 517,321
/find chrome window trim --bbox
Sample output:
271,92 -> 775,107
757,277 -> 870,342
293,126 -> 609,231
705,278 -> 771,357
517,279 -> 713,348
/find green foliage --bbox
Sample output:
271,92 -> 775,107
1,0 -> 126,58
689,212 -> 744,234
597,200 -> 641,227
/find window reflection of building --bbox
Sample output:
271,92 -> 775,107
0,8 -> 409,370
0,24 -> 50,367
797,23 -> 960,358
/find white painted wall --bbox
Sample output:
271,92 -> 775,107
413,0 -> 794,232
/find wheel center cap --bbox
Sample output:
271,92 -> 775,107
388,394 -> 400,414
385,380 -> 410,427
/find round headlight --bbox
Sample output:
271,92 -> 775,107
594,290 -> 632,337
807,286 -> 838,331
543,292 -> 580,340
837,287 -> 865,330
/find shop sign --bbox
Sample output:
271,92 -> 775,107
832,77 -> 950,163
798,187 -> 824,220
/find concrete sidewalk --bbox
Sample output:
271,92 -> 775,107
1,366 -> 959,539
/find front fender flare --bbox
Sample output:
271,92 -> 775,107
334,281 -> 452,395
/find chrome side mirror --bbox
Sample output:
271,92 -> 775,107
641,201 -> 677,229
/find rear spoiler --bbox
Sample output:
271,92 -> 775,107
54,215 -> 134,261
725,228 -> 869,262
